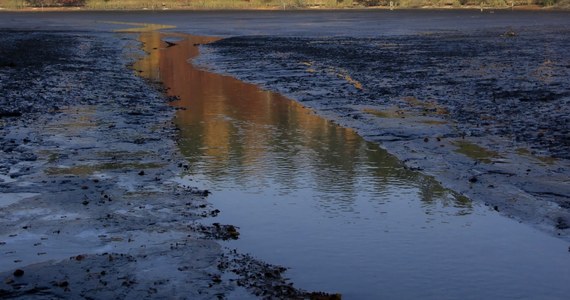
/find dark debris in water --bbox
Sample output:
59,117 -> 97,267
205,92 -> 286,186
190,223 -> 240,240
218,250 -> 342,300
0,253 -> 138,299
556,217 -> 570,230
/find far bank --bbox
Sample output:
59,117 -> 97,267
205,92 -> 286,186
1,0 -> 569,11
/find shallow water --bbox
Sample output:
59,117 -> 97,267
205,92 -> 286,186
1,10 -> 569,298
2,10 -> 570,37
136,32 -> 570,299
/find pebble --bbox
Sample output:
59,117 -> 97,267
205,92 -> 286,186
13,269 -> 24,277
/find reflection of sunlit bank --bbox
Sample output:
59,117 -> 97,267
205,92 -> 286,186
105,21 -> 176,33
135,31 -> 470,213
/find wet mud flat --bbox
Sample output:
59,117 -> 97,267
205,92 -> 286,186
0,31 -> 331,299
195,25 -> 570,238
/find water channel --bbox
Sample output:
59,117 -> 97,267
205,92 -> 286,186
0,10 -> 568,299
134,31 -> 570,299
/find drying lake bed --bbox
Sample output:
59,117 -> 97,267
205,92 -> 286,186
1,10 -> 569,299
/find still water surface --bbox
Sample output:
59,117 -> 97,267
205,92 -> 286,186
136,32 -> 570,299
2,10 -> 570,37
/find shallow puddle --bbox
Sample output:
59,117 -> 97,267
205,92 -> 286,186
136,32 -> 570,299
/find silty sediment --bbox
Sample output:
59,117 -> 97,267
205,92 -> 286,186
194,27 -> 570,239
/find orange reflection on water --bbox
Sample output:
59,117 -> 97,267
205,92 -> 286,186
137,32 -> 365,174
134,31 -> 469,210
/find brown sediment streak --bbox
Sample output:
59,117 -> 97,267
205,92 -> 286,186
299,60 -> 362,90
339,71 -> 363,90
401,96 -> 448,115
362,108 -> 405,119
515,147 -> 559,165
103,21 -> 176,32
324,66 -> 363,90
452,140 -> 502,164
45,162 -> 164,176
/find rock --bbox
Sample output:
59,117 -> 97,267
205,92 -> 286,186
13,269 -> 24,277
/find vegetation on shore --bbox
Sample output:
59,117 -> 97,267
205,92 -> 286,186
1,0 -> 569,10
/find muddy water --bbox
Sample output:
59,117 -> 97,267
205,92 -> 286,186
136,32 -> 570,299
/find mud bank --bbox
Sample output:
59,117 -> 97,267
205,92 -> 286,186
0,31 -> 332,298
194,26 -> 570,239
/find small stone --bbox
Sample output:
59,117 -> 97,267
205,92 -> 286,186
504,30 -> 517,37
13,269 -> 24,277
212,275 -> 222,284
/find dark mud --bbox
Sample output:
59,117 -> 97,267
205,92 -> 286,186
195,26 -> 570,239
0,31 -> 334,299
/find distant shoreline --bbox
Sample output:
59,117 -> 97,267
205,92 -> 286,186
0,5 -> 566,13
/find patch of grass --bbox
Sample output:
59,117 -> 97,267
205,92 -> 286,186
535,156 -> 558,165
84,0 -> 351,10
36,150 -> 61,163
362,108 -> 404,118
45,162 -> 163,175
515,147 -> 531,156
453,140 -> 501,164
0,0 -> 26,9
96,150 -> 151,158
515,147 -> 558,165
402,96 -> 449,115
3,0 -> 554,9
103,21 -> 176,32
420,119 -> 448,125
340,73 -> 363,90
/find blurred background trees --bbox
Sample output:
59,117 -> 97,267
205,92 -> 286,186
26,0 -> 86,6
0,0 -> 567,10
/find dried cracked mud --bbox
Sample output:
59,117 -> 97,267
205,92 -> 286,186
0,31 -> 333,299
